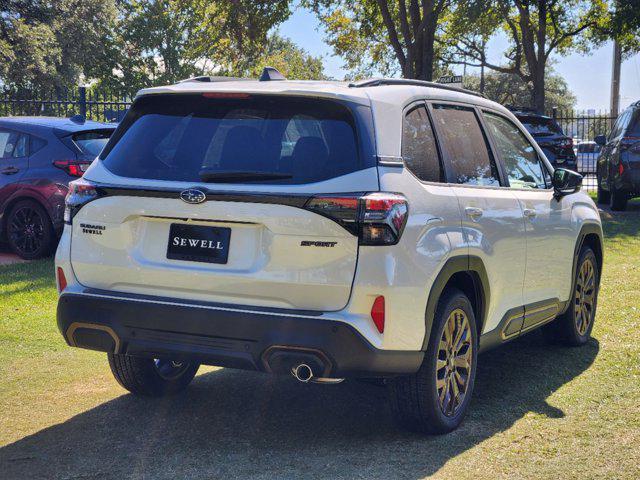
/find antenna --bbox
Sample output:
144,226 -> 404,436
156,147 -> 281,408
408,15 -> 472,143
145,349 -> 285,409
259,67 -> 286,82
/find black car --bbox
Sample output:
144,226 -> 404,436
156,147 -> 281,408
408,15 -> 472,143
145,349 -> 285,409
0,116 -> 115,258
595,101 -> 640,211
509,108 -> 577,169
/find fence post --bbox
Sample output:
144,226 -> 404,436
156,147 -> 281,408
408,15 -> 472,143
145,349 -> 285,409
552,107 -> 557,120
78,86 -> 87,119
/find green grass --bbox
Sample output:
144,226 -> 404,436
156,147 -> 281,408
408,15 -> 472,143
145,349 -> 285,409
1,211 -> 639,479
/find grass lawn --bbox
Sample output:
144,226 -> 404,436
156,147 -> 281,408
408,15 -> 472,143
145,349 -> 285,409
1,206 -> 639,479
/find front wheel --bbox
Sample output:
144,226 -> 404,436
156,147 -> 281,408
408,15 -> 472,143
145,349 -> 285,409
388,288 -> 478,434
596,178 -> 610,204
108,353 -> 199,397
543,247 -> 599,346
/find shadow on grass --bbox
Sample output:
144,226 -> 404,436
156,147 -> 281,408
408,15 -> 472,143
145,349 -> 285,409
0,332 -> 598,480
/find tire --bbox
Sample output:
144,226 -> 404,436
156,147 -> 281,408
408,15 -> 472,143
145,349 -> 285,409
388,288 -> 478,434
108,353 -> 199,397
6,200 -> 54,259
543,247 -> 599,347
609,188 -> 628,211
596,178 -> 610,204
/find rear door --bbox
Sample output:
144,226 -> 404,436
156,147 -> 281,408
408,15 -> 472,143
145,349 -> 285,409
70,93 -> 378,311
0,129 -> 29,208
429,103 -> 526,335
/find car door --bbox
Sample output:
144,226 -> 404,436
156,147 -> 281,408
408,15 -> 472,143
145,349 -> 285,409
599,110 -> 630,187
481,111 -> 575,328
0,129 -> 29,209
429,103 -> 526,335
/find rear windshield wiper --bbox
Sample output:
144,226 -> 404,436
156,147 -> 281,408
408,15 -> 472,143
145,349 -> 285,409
199,170 -> 293,183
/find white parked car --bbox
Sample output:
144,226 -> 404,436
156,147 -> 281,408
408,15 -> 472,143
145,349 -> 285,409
55,69 -> 603,434
576,141 -> 601,174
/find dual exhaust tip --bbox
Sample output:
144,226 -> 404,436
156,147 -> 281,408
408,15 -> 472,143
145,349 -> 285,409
291,363 -> 344,385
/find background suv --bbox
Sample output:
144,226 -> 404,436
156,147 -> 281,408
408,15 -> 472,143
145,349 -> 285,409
596,101 -> 640,211
0,116 -> 115,258
509,108 -> 577,170
55,74 -> 603,434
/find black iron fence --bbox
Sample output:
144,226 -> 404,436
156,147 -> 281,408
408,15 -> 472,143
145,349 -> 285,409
549,108 -> 617,191
0,87 -> 133,123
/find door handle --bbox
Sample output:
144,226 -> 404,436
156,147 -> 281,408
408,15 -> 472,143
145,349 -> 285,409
1,166 -> 19,175
465,207 -> 483,219
523,208 -> 537,219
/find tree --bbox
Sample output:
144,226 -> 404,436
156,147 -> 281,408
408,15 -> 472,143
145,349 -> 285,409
246,34 -> 327,80
0,0 -> 117,91
450,0 -> 608,113
304,0 -> 454,81
464,70 -> 576,112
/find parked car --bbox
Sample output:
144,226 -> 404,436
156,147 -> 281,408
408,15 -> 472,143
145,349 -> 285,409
595,101 -> 640,211
55,71 -> 603,434
509,108 -> 577,170
0,116 -> 115,258
576,141 -> 601,174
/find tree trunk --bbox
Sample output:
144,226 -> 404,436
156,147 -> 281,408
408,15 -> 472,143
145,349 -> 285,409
531,63 -> 545,113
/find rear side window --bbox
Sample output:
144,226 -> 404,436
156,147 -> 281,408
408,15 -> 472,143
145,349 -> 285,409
431,105 -> 500,187
402,105 -> 442,182
483,113 -> 547,189
0,130 -> 28,159
520,117 -> 563,136
101,95 -> 365,184
73,131 -> 113,156
626,110 -> 640,137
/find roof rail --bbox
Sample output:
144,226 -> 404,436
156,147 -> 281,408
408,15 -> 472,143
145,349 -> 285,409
348,78 -> 486,98
178,76 -> 250,84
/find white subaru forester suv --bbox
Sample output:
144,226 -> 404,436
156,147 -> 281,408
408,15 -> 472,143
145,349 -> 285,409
55,69 -> 603,434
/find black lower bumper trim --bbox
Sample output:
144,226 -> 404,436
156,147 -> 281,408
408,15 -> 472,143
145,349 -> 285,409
57,292 -> 423,377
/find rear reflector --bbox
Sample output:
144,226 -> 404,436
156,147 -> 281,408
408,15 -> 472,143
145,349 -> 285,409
371,296 -> 385,333
57,267 -> 67,293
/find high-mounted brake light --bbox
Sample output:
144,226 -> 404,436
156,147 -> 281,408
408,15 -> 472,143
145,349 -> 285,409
371,296 -> 385,333
53,160 -> 91,177
303,192 -> 408,246
64,178 -> 100,223
202,92 -> 251,99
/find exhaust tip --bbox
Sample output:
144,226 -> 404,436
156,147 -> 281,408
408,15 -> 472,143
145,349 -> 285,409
292,363 -> 314,383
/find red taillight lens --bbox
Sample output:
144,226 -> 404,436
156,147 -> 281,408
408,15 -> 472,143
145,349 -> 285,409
56,267 -> 67,293
371,296 -> 385,333
53,160 -> 91,177
619,163 -> 625,175
303,192 -> 409,246
64,179 -> 99,223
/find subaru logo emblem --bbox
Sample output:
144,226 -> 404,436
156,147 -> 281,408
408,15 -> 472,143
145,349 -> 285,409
180,189 -> 206,204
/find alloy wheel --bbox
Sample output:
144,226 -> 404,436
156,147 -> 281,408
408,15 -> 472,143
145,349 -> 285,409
575,257 -> 596,336
436,308 -> 473,417
8,206 -> 46,256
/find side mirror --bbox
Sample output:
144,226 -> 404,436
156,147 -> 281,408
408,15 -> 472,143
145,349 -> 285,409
594,134 -> 607,146
552,168 -> 583,198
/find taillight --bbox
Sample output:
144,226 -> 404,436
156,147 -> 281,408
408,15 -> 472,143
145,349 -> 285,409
64,178 -> 100,223
56,267 -> 67,293
303,192 -> 408,246
53,160 -> 91,177
371,296 -> 385,333
619,163 -> 625,175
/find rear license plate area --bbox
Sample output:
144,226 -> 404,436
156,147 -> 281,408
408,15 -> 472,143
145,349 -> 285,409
167,223 -> 231,264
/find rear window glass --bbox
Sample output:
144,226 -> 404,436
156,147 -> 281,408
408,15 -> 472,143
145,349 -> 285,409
577,143 -> 600,153
520,117 -> 563,136
73,131 -> 113,156
100,94 -> 363,184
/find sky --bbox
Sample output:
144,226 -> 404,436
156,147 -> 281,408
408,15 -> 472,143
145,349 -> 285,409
279,6 -> 640,112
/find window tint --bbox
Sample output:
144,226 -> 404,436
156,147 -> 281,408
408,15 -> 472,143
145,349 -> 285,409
520,116 -> 563,136
610,110 -> 630,140
30,136 -> 47,155
431,105 -> 500,186
626,110 -> 640,137
483,113 -> 547,189
73,130 -> 113,156
101,95 -> 365,184
0,130 -> 28,159
402,105 -> 441,182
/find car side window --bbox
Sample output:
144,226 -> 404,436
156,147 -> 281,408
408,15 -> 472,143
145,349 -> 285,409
431,104 -> 500,186
402,105 -> 442,182
482,113 -> 547,189
13,133 -> 29,158
0,130 -> 25,159
609,110 -> 629,140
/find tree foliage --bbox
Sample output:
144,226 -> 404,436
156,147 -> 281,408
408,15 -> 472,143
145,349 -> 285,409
303,0 -> 456,81
464,70 -> 576,112
448,0 -> 608,113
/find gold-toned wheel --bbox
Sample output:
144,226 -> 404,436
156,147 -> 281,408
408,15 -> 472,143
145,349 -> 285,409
436,308 -> 473,417
574,257 -> 596,336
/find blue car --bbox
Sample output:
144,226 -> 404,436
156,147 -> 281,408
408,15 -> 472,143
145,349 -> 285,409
0,116 -> 115,258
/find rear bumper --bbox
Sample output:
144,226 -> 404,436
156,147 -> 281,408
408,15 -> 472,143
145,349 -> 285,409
57,290 -> 423,378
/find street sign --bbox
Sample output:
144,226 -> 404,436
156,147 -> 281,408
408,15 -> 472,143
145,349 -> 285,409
438,75 -> 463,86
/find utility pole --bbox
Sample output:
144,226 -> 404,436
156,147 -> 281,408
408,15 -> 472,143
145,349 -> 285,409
610,40 -> 622,118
